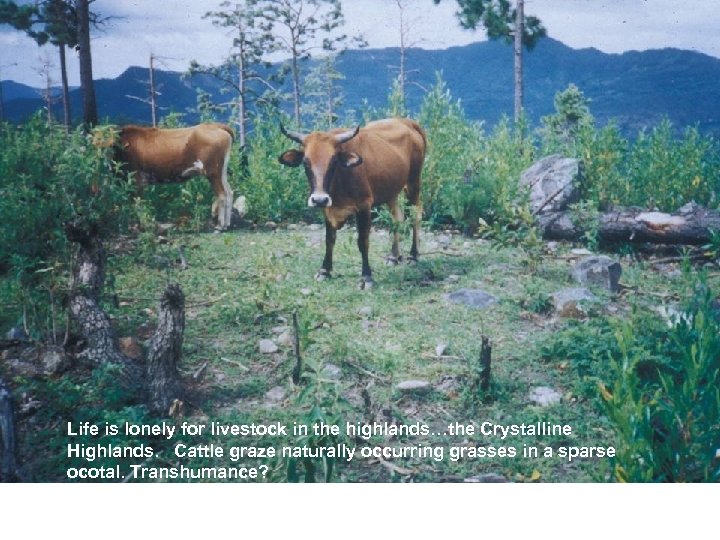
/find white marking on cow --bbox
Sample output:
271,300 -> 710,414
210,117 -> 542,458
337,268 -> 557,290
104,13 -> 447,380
181,159 -> 204,178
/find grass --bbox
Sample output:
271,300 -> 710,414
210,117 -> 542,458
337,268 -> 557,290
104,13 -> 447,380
6,221 -> 718,482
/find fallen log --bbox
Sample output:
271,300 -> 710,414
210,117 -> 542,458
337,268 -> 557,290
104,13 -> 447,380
537,204 -> 720,245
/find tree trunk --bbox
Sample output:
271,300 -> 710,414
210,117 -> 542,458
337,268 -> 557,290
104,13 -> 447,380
149,53 -> 157,127
146,283 -> 185,415
59,43 -> 71,131
0,376 -> 21,482
537,205 -> 720,245
76,0 -> 97,127
65,220 -> 142,388
513,0 -> 524,125
291,42 -> 301,127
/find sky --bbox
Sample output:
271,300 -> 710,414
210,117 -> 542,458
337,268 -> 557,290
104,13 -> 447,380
1,0 -> 719,88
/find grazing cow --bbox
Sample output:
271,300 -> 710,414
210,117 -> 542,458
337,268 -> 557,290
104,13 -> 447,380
115,123 -> 235,229
278,118 -> 426,288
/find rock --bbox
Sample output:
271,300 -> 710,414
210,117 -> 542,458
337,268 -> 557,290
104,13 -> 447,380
233,195 -> 247,218
464,473 -> 508,483
435,342 -> 448,357
395,380 -> 432,395
309,223 -> 322,231
300,288 -> 312,296
570,248 -> 593,256
5,326 -> 29,341
357,306 -> 373,318
436,234 -> 452,248
519,155 -> 582,214
277,331 -> 294,347
446,274 -> 461,283
264,221 -> 278,231
258,339 -> 278,354
271,325 -> 288,334
551,288 -> 597,318
571,255 -> 622,293
445,289 -> 499,309
528,386 -> 562,407
322,363 -> 342,381
40,346 -> 70,375
118,336 -> 143,361
265,386 -> 286,403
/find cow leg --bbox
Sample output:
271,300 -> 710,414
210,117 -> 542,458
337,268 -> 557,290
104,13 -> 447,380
356,208 -> 374,289
406,178 -> 422,262
317,219 -> 336,281
209,166 -> 233,231
386,198 -> 404,265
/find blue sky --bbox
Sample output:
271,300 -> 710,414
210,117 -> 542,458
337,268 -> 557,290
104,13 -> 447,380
2,0 -> 719,87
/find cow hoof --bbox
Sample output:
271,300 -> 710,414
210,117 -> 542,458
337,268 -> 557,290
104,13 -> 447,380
385,256 -> 400,266
407,256 -> 418,265
315,270 -> 331,282
359,277 -> 375,290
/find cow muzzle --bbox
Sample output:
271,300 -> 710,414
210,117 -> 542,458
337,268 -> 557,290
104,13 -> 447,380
308,193 -> 332,208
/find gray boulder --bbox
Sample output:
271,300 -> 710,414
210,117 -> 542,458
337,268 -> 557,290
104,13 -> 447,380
571,255 -> 622,293
519,155 -> 582,214
445,289 -> 498,309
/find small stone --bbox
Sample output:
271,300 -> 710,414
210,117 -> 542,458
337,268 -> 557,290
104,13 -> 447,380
464,473 -> 508,483
309,223 -> 321,231
277,331 -> 294,347
287,223 -> 299,231
445,289 -> 499,309
265,386 -> 286,403
570,248 -> 593,256
264,221 -> 278,231
300,288 -> 312,296
5,326 -> 29,341
357,306 -> 373,318
258,339 -> 278,354
571,255 -> 622,293
271,325 -> 288,334
435,342 -> 448,357
41,346 -> 70,375
395,380 -> 432,395
551,288 -> 597,318
233,196 -> 247,218
437,234 -> 452,248
446,274 -> 461,283
528,386 -> 562,407
118,337 -> 143,361
322,363 -> 342,381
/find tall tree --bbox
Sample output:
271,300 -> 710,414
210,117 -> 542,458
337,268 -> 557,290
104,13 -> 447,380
264,0 -> 363,127
434,0 -> 545,123
75,0 -> 96,126
302,53 -> 344,128
188,0 -> 279,147
0,0 -> 78,129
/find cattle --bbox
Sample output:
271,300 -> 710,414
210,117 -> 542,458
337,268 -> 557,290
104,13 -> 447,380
278,118 -> 426,288
114,123 -> 235,229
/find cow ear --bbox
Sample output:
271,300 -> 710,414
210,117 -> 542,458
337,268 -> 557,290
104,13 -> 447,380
278,149 -> 304,167
338,151 -> 362,168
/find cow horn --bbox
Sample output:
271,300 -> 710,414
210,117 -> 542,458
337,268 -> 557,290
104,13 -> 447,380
280,124 -> 307,144
335,125 -> 360,144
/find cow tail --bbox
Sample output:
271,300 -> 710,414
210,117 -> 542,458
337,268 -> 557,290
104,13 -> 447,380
406,118 -> 427,152
219,124 -> 236,142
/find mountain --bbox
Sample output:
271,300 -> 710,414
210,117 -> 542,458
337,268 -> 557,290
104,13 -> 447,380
3,38 -> 720,135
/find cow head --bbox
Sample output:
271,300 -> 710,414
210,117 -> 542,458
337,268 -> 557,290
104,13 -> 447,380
278,124 -> 363,208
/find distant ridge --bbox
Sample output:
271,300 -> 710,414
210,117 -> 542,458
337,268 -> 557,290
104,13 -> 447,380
3,37 -> 720,135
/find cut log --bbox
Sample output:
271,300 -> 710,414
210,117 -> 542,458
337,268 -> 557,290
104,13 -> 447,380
537,204 -> 720,245
147,283 -> 185,415
65,220 -> 143,389
0,377 -> 21,482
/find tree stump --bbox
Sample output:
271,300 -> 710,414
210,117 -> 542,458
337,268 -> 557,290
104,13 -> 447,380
147,283 -> 185,415
0,377 -> 20,482
65,220 -> 142,388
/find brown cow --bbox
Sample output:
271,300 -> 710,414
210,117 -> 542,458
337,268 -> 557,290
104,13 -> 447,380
116,123 -> 234,229
278,118 -> 426,288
